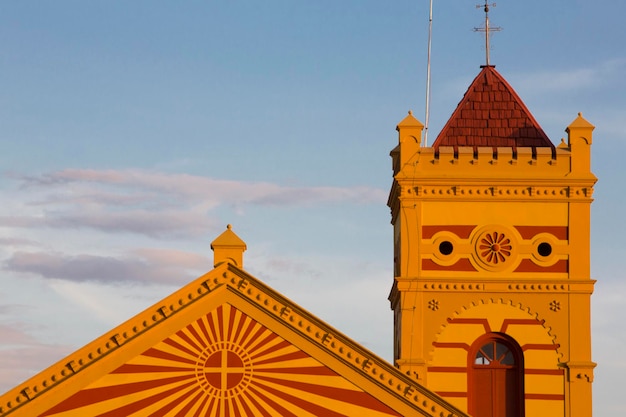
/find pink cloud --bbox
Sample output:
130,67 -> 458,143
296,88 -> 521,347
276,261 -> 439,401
2,169 -> 386,239
0,324 -> 72,395
3,249 -> 209,285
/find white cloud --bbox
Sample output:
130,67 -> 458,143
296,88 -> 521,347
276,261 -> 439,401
1,169 -> 386,239
3,248 -> 209,285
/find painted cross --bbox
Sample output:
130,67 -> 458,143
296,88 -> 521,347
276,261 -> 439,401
203,349 -> 246,391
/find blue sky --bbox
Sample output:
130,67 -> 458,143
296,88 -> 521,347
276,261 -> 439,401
0,1 -> 624,414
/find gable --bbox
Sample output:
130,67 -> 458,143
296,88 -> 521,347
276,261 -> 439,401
40,304 -> 400,417
0,264 -> 469,417
432,65 -> 554,153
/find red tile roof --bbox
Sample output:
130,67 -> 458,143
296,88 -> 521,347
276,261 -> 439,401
432,66 -> 554,154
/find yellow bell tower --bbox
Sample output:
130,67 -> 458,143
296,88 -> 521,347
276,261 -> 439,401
388,66 -> 596,416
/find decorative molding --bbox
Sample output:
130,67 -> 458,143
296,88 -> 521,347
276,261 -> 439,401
420,282 -> 484,291
395,184 -> 594,202
431,298 -> 562,361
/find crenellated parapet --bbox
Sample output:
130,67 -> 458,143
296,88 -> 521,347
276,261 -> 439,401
389,113 -> 596,224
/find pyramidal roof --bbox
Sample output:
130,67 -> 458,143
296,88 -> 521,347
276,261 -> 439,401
0,260 -> 469,417
432,65 -> 554,152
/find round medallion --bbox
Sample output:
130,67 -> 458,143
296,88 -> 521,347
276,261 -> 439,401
471,226 -> 518,271
195,341 -> 252,398
478,231 -> 512,265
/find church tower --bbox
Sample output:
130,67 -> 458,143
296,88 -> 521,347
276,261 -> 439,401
388,66 -> 596,416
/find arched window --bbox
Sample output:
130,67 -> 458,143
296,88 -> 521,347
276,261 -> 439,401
468,333 -> 524,417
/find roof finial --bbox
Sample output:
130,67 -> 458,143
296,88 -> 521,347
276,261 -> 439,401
473,1 -> 502,66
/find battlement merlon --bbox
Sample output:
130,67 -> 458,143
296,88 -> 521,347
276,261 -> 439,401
391,113 -> 597,183
392,110 -> 424,171
566,112 -> 594,174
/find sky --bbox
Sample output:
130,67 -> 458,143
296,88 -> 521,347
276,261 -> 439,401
0,0 -> 624,414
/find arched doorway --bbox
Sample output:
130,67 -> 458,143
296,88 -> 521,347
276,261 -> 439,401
468,333 -> 524,417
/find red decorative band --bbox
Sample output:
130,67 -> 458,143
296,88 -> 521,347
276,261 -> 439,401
422,258 -> 477,272
521,343 -> 560,352
514,226 -> 568,240
422,225 -> 476,239
524,369 -> 564,375
500,318 -> 544,333
514,259 -> 568,273
432,342 -> 470,351
428,367 -> 468,373
435,391 -> 468,398
525,393 -> 565,401
448,318 -> 492,333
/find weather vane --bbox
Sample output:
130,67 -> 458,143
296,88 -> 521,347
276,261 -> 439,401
473,1 -> 502,66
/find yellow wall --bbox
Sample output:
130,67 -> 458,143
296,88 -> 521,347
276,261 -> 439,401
389,113 -> 596,416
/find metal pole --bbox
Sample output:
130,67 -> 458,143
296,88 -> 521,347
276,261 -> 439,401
424,0 -> 434,146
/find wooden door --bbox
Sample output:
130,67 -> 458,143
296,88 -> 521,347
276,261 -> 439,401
469,335 -> 524,417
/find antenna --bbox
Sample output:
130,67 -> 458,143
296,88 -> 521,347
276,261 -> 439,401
424,0 -> 434,146
473,1 -> 502,66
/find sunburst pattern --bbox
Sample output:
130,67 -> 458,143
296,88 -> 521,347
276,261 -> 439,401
40,304 -> 400,417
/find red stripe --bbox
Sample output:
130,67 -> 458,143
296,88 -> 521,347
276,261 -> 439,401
525,393 -> 565,400
174,391 -> 206,417
232,310 -> 249,342
111,364 -> 193,374
422,225 -> 476,239
254,350 -> 310,366
514,226 -> 567,240
254,376 -> 400,416
522,344 -> 559,351
194,397 -> 216,417
207,309 -> 220,343
500,318 -> 544,333
514,259 -> 568,273
41,375 -> 195,415
432,342 -> 471,350
250,340 -> 291,360
428,367 -> 467,373
163,337 -> 198,358
241,326 -> 268,351
242,390 -> 274,417
246,332 -> 279,356
227,305 -> 237,340
246,385 -> 299,417
144,383 -> 199,417
525,368 -> 564,375
216,305 -> 225,341
142,347 -> 197,365
239,317 -> 260,347
196,314 -> 213,345
257,366 -> 337,376
448,318 -> 492,333
422,258 -> 477,272
185,322 -> 206,351
435,391 -> 467,398
237,394 -> 254,417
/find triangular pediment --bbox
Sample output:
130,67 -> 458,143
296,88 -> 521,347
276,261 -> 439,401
0,264 -> 468,417
432,65 -> 554,152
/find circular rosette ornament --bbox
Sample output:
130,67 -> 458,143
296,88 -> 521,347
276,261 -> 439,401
479,231 -> 511,264
471,226 -> 518,271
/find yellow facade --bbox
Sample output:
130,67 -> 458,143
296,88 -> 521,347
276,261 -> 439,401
388,67 -> 596,416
